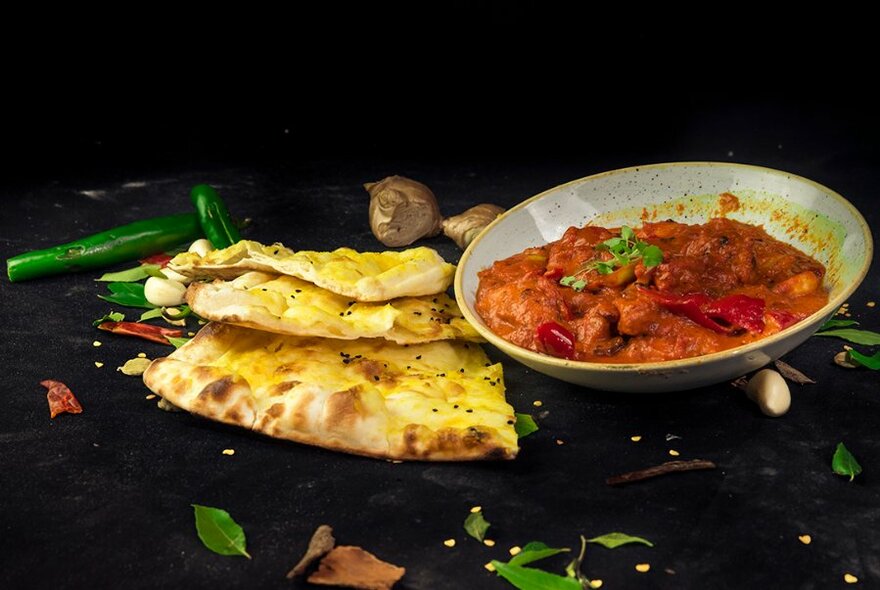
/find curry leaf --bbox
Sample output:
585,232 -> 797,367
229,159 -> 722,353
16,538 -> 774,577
508,541 -> 570,567
586,532 -> 654,549
464,511 -> 490,542
98,282 -> 156,309
514,413 -> 539,438
848,349 -> 880,370
814,329 -> 880,346
140,308 -> 165,321
819,319 -> 859,331
92,311 -> 125,327
166,336 -> 191,348
492,561 -> 582,590
192,504 -> 251,558
95,264 -> 161,282
832,442 -> 862,482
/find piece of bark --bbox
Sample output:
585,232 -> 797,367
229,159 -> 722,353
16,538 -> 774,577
607,459 -> 717,486
730,376 -> 749,391
308,546 -> 405,590
774,360 -> 816,384
286,525 -> 336,579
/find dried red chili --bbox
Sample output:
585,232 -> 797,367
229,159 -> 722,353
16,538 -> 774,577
40,380 -> 83,419
139,253 -> 173,267
97,321 -> 184,345
536,321 -> 576,359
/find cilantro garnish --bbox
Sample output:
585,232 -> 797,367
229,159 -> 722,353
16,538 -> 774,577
560,226 -> 663,291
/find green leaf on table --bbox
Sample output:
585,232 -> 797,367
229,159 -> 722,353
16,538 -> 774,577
514,413 -> 539,438
98,282 -> 156,309
813,328 -> 880,346
491,561 -> 582,590
586,532 -> 654,549
508,541 -> 570,567
166,336 -> 192,348
191,504 -> 251,558
464,510 -> 490,542
847,349 -> 880,370
818,319 -> 859,331
140,308 -> 165,322
832,442 -> 862,482
92,311 -> 125,327
95,264 -> 161,283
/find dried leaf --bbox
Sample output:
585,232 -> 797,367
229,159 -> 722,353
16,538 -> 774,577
117,358 -> 152,376
308,546 -> 405,590
40,380 -> 83,419
287,525 -> 336,578
774,360 -> 815,384
607,459 -> 717,486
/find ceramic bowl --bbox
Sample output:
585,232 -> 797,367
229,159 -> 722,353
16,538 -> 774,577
454,162 -> 873,392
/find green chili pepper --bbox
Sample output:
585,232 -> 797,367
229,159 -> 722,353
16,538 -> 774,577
6,213 -> 202,283
190,184 -> 241,249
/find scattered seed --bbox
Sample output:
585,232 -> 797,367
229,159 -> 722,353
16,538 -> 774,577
145,394 -> 157,400
798,534 -> 812,545
470,506 -> 482,513
666,433 -> 683,441
443,539 -> 456,547
635,563 -> 651,573
867,301 -> 876,308
137,352 -> 146,358
94,361 -> 104,368
844,573 -> 858,584
631,435 -> 642,442
391,460 -> 403,464
509,546 -> 521,556
92,341 -> 102,347
484,562 -> 496,572
187,332 -> 195,337
222,449 -> 235,456
198,319 -> 206,325
483,539 -> 495,547
669,449 -> 680,456
533,400 -> 543,407
556,439 -> 565,445
590,581 -> 603,589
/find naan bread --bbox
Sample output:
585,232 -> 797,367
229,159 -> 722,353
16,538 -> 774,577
169,240 -> 455,301
143,323 -> 518,461
186,272 -> 482,344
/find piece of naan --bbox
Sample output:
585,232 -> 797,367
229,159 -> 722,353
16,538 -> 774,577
143,323 -> 518,461
186,272 -> 482,344
169,240 -> 455,301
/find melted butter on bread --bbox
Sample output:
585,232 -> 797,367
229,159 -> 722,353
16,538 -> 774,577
186,272 -> 482,344
169,240 -> 455,301
143,323 -> 518,461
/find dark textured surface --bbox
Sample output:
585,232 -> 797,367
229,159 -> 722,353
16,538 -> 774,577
1,104 -> 879,590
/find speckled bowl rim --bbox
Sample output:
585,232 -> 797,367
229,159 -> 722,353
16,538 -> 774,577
455,161 -> 874,374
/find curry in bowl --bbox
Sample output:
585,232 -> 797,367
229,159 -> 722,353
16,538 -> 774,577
476,212 -> 827,364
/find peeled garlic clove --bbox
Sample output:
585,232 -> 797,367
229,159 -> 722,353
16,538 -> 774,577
745,369 -> 791,417
441,203 -> 505,250
366,175 -> 442,247
188,238 -> 215,258
144,276 -> 187,307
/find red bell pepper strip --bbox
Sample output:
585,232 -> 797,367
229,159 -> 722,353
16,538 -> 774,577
536,321 -> 576,359
767,310 -> 803,330
639,288 -> 765,334
40,380 -> 83,419
97,321 -> 184,345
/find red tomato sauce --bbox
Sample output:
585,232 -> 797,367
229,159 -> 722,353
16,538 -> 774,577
475,218 -> 828,363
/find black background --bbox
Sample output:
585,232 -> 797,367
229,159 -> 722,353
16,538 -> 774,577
2,6 -> 879,590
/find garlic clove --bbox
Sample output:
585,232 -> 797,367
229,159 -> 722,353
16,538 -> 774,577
188,238 -> 215,258
745,368 -> 791,417
161,267 -> 193,284
144,276 -> 187,307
